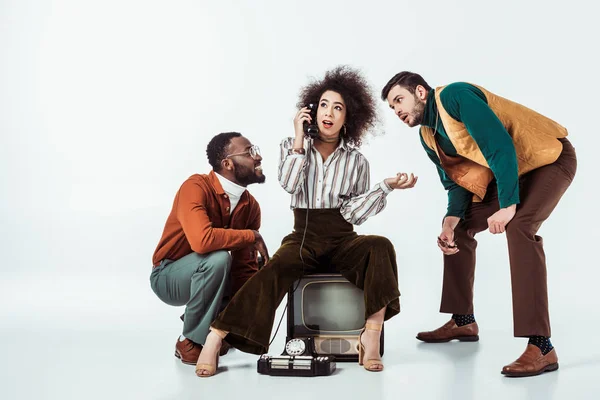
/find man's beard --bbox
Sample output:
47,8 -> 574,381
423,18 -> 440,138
233,161 -> 266,187
408,95 -> 426,127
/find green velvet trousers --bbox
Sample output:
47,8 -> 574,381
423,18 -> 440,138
212,208 -> 401,355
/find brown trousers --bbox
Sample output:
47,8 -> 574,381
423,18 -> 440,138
441,138 -> 577,337
212,208 -> 401,354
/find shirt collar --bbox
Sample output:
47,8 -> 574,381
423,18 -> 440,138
310,137 -> 351,156
214,172 -> 246,198
329,137 -> 350,151
339,137 -> 350,151
208,170 -> 225,194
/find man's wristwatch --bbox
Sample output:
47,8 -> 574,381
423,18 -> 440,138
288,148 -> 306,155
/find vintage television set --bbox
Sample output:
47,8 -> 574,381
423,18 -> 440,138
285,273 -> 384,362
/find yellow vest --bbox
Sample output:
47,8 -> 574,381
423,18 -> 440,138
420,84 -> 568,201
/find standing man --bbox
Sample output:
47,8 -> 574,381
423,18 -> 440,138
150,132 -> 269,365
381,72 -> 576,377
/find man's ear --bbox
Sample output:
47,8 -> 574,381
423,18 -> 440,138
416,85 -> 428,101
221,158 -> 234,171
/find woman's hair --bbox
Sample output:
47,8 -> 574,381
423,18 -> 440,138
297,65 -> 378,148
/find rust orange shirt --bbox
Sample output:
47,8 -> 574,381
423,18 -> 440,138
152,170 -> 260,293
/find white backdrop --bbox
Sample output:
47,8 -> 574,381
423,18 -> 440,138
1,1 -> 598,399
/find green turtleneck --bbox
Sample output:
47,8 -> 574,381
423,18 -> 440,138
419,82 -> 520,219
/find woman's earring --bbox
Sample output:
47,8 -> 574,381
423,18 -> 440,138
342,125 -> 347,136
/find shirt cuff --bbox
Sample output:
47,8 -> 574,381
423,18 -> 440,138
380,180 -> 393,195
498,198 -> 520,209
243,229 -> 256,246
444,211 -> 465,220
285,154 -> 305,159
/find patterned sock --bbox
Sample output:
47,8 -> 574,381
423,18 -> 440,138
452,314 -> 475,326
528,336 -> 553,355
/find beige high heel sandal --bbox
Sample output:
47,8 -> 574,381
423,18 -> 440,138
195,328 -> 228,378
357,323 -> 383,372
195,357 -> 219,378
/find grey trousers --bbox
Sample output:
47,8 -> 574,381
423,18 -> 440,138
150,251 -> 232,345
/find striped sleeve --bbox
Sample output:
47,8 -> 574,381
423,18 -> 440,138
340,155 -> 392,225
278,137 -> 308,194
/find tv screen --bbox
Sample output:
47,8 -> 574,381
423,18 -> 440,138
286,274 -> 384,361
297,278 -> 365,333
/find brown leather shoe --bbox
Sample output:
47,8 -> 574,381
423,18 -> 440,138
174,338 -> 202,365
416,319 -> 479,343
502,345 -> 559,377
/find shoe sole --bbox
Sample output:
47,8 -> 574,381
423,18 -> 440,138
174,350 -> 197,365
416,335 -> 479,343
501,362 -> 559,377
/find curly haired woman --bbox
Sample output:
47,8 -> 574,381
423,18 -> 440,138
196,66 -> 418,376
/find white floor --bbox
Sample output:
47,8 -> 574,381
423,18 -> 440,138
2,272 -> 599,400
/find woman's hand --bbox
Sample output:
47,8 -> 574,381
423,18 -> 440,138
384,173 -> 418,190
293,107 -> 312,138
292,107 -> 313,149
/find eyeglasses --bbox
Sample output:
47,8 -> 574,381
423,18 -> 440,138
225,145 -> 261,160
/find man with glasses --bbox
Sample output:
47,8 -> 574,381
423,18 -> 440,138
150,132 -> 269,366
